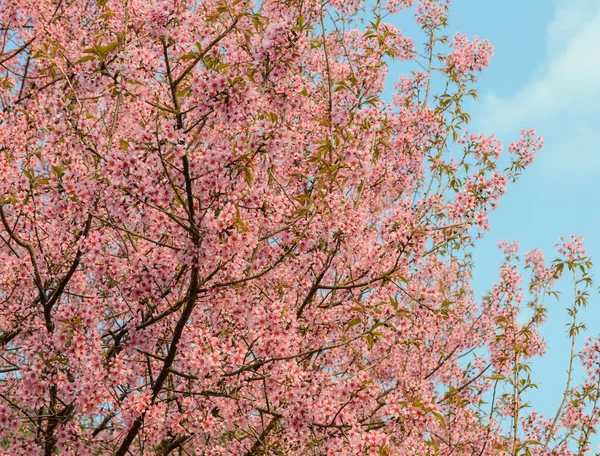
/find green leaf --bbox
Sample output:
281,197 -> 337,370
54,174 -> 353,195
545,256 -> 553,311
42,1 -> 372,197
346,318 -> 361,330
524,440 -> 541,446
243,167 -> 253,186
174,192 -> 185,207
180,51 -> 198,61
22,169 -> 33,181
76,55 -> 96,64
51,165 -> 64,179
99,41 -> 120,56
432,411 -> 446,429
371,322 -> 385,331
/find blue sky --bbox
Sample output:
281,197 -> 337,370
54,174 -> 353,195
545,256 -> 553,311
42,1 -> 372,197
384,0 -> 600,439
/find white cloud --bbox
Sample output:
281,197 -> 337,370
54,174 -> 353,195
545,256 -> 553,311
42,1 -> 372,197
475,0 -> 600,175
547,0 -> 599,54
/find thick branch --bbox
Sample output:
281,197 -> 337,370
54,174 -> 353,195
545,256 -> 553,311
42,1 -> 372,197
114,265 -> 200,456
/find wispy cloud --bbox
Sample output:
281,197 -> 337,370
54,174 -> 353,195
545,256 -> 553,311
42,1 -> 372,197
475,0 -> 600,176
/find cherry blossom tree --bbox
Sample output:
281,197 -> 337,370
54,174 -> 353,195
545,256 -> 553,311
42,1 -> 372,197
0,0 -> 597,454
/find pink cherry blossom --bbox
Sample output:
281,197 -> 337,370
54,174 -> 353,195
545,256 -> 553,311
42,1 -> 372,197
0,1 -> 595,455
